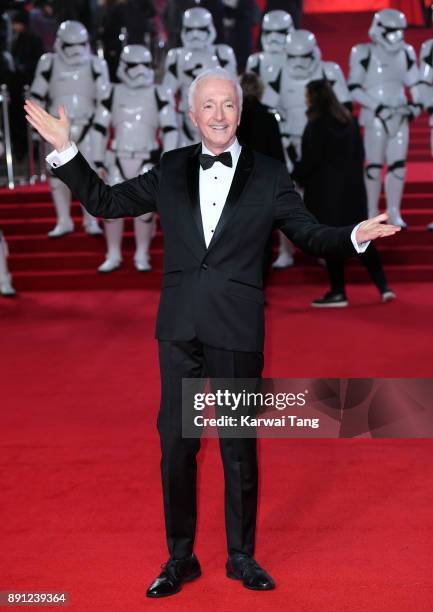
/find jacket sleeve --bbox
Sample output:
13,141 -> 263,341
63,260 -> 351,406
53,151 -> 159,218
274,162 -> 356,258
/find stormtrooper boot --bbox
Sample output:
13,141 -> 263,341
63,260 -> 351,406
48,176 -> 74,237
82,206 -> 103,236
133,214 -> 154,272
98,219 -> 123,273
0,234 -> 16,297
272,232 -> 294,268
385,170 -> 407,228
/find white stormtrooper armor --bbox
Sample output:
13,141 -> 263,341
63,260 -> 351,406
246,10 -> 294,92
92,45 -> 178,273
161,7 -> 237,147
264,30 -> 351,268
348,9 -> 422,228
419,38 -> 433,230
269,30 -> 351,161
0,230 -> 15,297
30,21 -> 111,237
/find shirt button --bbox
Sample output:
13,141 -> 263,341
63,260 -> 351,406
214,176 -> 217,179
201,263 -> 208,270
213,203 -> 216,206
211,229 -> 214,233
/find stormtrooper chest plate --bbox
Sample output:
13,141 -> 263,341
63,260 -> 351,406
49,59 -> 97,120
364,47 -> 408,103
257,53 -> 286,85
112,85 -> 159,153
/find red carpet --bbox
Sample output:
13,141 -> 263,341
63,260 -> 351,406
2,286 -> 433,611
2,11 -> 433,611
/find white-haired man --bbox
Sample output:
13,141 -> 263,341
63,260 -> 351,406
25,68 -> 399,598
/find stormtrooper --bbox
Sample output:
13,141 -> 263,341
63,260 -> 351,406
30,20 -> 111,237
419,37 -> 433,230
246,10 -> 294,91
92,45 -> 178,273
0,230 -> 15,297
161,7 -> 237,147
263,29 -> 351,268
348,9 -> 422,228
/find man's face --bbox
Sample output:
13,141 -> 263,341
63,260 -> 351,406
189,77 -> 240,154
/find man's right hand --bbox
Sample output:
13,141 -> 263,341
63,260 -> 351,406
24,100 -> 71,152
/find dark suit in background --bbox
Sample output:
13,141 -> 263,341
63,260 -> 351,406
53,144 -> 356,558
237,95 -> 285,281
237,96 -> 285,163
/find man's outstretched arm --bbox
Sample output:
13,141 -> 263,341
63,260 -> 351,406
274,164 -> 400,258
24,100 -> 158,219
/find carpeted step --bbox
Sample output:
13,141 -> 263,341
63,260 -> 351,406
9,244 -> 433,272
10,263 -> 433,291
4,209 -> 433,237
5,232 -> 164,253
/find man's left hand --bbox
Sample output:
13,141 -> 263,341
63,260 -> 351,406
356,213 -> 401,244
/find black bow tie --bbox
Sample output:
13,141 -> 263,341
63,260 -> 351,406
199,151 -> 233,170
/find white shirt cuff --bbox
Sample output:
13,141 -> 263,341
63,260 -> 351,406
46,142 -> 78,168
351,222 -> 370,254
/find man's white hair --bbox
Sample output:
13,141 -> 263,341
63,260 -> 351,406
188,67 -> 243,111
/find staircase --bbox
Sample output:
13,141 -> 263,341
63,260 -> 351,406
1,116 -> 433,291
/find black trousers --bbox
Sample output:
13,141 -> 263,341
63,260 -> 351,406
326,243 -> 388,295
157,339 -> 264,559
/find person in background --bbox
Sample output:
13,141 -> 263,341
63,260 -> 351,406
11,10 -> 45,85
29,0 -> 57,52
101,0 -> 157,80
291,79 -> 396,307
237,71 -> 284,161
223,0 -> 260,71
10,10 -> 45,160
237,71 -> 285,283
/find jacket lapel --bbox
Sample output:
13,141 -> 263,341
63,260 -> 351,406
176,144 -> 207,262
206,145 -> 255,252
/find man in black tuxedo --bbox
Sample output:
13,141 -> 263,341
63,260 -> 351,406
25,70 -> 399,598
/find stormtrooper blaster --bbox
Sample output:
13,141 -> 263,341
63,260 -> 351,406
374,101 -> 422,131
375,102 -> 422,121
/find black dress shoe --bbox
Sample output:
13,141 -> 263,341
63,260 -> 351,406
146,554 -> 201,598
226,554 -> 275,590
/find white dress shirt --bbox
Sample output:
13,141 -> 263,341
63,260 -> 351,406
46,141 -> 369,252
199,138 -> 241,247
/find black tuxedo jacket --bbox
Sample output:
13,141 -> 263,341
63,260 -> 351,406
54,144 -> 356,351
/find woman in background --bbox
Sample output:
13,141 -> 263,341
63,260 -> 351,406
292,79 -> 396,307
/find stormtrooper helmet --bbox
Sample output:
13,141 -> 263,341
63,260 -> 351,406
369,9 -> 407,53
261,10 -> 294,54
180,7 -> 216,50
55,20 -> 90,66
286,30 -> 321,80
117,45 -> 154,88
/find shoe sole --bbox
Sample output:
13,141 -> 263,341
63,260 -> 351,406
48,231 -> 74,239
146,569 -> 201,598
311,302 -> 348,308
226,570 -> 275,590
